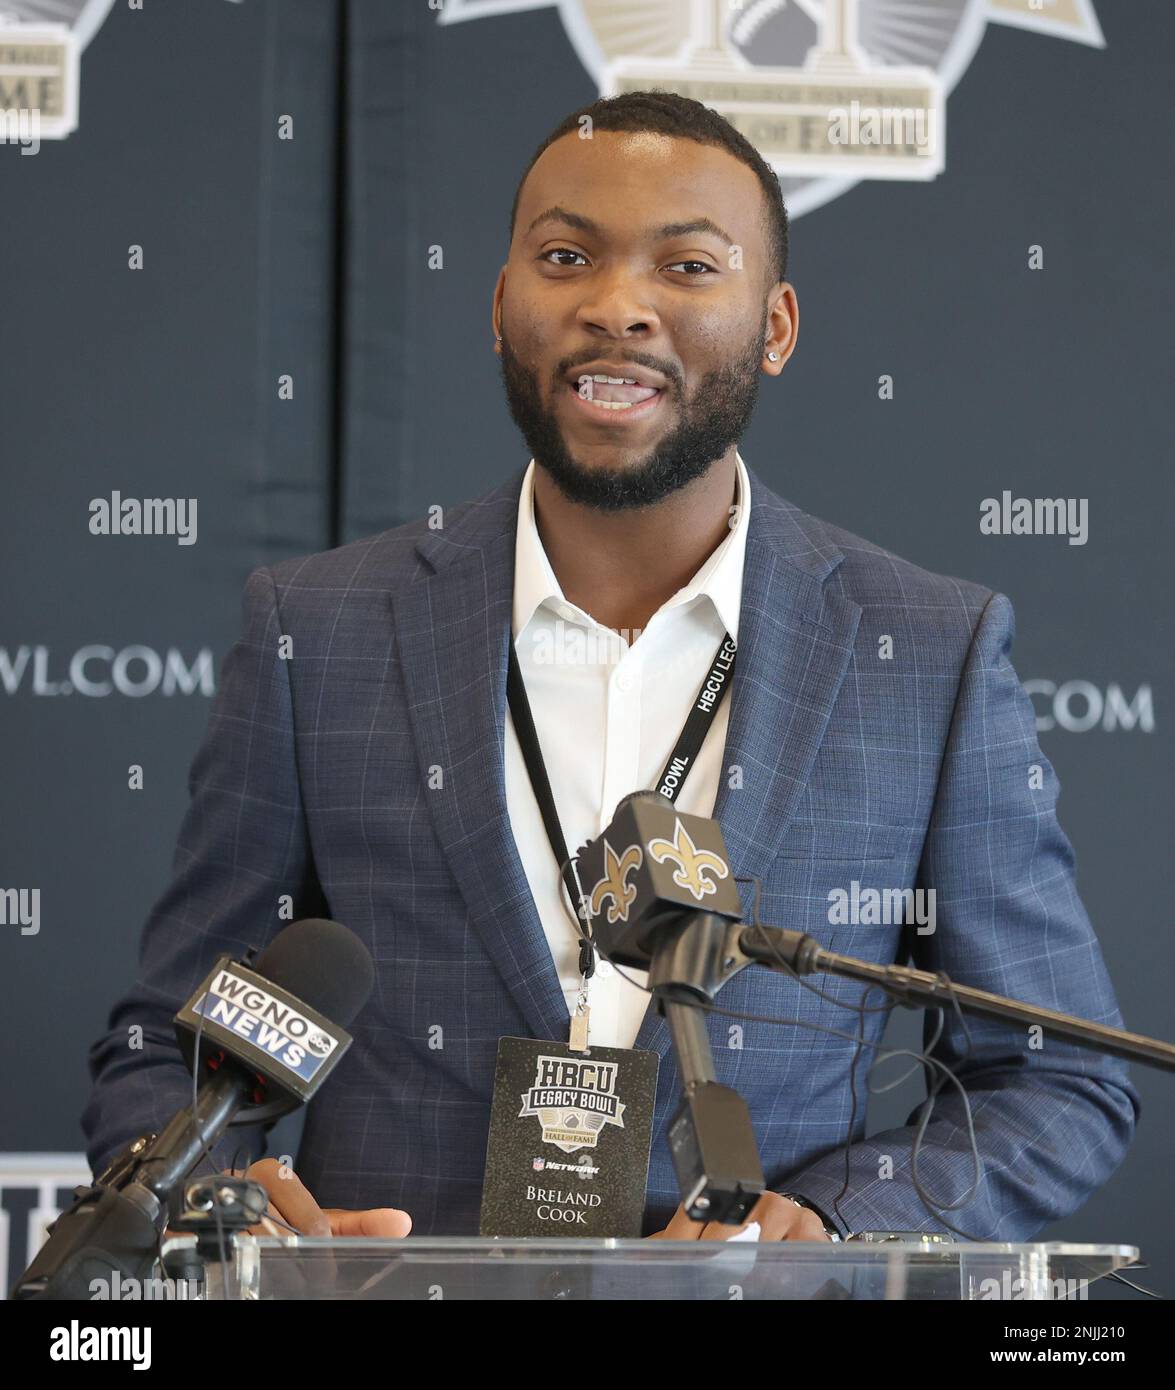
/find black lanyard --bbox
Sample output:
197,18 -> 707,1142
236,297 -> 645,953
505,629 -> 737,977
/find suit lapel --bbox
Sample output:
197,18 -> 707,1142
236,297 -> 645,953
393,470 -> 572,1044
392,464 -> 862,1061
634,467 -> 862,1058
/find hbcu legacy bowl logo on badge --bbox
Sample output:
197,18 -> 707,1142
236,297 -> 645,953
519,1053 -> 627,1153
438,0 -> 1104,217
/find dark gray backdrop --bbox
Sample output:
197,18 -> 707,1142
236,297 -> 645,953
2,0 -> 1170,1298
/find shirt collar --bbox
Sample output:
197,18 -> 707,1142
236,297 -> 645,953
512,451 -> 751,641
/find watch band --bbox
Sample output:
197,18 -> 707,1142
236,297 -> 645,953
778,1191 -> 844,1241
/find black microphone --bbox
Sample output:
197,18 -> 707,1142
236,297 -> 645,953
575,795 -> 764,1225
12,918 -> 373,1300
575,790 -> 745,966
140,916 -> 375,1201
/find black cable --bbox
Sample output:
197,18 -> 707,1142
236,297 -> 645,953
569,854 -> 990,1239
738,875 -> 987,1240
697,996 -> 987,1239
187,999 -> 233,1298
737,872 -> 894,1017
1104,1267 -> 1161,1298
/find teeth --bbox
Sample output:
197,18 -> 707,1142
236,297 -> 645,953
571,372 -> 658,410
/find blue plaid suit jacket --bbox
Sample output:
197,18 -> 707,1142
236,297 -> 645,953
83,464 -> 1139,1237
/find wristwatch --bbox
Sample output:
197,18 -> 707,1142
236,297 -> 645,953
778,1192 -> 844,1241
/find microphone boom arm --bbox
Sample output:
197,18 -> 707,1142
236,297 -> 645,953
641,912 -> 1175,1231
738,922 -> 1175,1074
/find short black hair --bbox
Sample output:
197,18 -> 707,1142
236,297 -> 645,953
508,90 -> 789,285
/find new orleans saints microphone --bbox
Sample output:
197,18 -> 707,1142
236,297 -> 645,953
575,791 -> 765,1226
579,794 -> 1175,1234
13,918 -> 374,1300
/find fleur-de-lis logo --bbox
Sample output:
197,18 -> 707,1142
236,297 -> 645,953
588,840 -> 642,924
648,817 -> 729,902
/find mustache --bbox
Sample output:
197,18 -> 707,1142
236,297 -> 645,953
557,351 -> 682,394
496,330 -> 683,395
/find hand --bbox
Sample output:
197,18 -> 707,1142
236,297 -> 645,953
646,1192 -> 831,1242
229,1158 -> 413,1238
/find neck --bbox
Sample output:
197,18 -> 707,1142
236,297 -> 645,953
531,449 -> 739,637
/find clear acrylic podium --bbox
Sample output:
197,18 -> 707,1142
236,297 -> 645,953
169,1236 -> 1138,1300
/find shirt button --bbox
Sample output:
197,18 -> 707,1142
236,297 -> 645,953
615,671 -> 634,693
596,960 -> 614,979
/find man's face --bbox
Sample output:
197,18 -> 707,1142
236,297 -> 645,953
494,130 -> 790,510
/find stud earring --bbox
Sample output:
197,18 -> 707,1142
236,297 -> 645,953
767,351 -> 779,361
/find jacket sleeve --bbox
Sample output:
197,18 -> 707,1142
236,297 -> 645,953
81,566 -> 325,1180
780,591 -> 1140,1239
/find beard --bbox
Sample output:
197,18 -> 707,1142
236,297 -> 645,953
497,321 -> 766,511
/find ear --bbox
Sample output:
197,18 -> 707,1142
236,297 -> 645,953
762,282 -> 799,375
491,265 -> 507,355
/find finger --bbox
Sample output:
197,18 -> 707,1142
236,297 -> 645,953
324,1208 -> 413,1238
744,1193 -> 830,1242
646,1203 -> 704,1240
699,1215 -> 751,1240
748,1193 -> 805,1242
748,1192 -> 831,1242
785,1209 -> 831,1242
243,1218 -> 285,1239
244,1198 -> 286,1238
243,1159 -> 330,1237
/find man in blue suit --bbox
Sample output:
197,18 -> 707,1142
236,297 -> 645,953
83,92 -> 1138,1242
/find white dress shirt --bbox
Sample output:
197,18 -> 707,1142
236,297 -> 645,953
505,452 -> 751,1048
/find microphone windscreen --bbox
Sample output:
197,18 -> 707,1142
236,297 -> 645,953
252,918 -> 375,1029
614,789 -> 674,817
